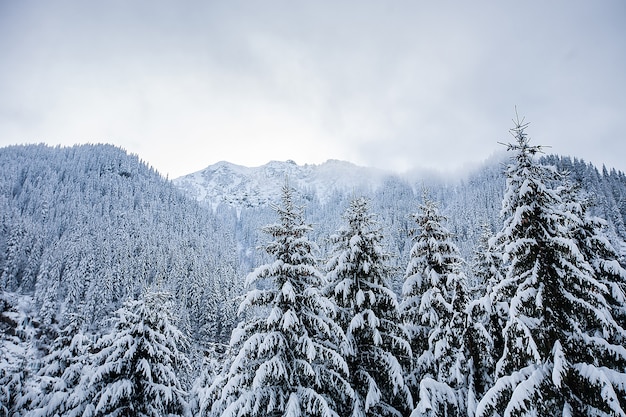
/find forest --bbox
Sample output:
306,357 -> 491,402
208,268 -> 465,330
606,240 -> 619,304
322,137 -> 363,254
2,119 -> 626,416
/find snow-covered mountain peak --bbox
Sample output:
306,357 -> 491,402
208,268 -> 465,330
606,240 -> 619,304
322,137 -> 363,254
173,159 -> 392,210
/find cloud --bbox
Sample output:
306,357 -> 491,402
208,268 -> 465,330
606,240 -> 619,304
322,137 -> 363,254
0,1 -> 625,177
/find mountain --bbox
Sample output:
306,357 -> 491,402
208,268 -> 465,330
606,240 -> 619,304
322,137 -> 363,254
175,156 -> 626,264
173,159 -> 394,211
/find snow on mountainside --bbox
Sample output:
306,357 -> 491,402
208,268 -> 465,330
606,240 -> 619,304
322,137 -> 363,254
173,159 -> 391,209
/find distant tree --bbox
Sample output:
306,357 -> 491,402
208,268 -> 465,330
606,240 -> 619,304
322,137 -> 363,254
1,221 -> 33,292
207,184 -> 352,417
326,197 -> 412,417
189,348 -> 232,417
469,224 -> 498,301
477,116 -> 626,416
400,195 -> 470,416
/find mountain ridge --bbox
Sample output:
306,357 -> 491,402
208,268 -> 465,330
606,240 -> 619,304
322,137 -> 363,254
173,158 -> 399,210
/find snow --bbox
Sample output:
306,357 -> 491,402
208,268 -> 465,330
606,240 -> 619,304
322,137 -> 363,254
551,340 -> 566,388
281,310 -> 299,331
173,159 -> 390,209
364,373 -> 381,412
413,378 -> 458,417
574,363 -> 626,417
476,366 -> 535,416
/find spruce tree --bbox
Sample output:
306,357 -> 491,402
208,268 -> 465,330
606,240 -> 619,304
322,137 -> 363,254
68,290 -> 189,417
466,224 -> 504,412
210,184 -> 352,417
0,292 -> 33,417
567,190 -> 626,334
476,117 -> 626,416
23,314 -> 91,417
400,196 -> 470,416
326,197 -> 412,417
468,224 -> 499,301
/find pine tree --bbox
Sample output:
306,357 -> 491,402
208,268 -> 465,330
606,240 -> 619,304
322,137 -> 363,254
209,184 -> 352,417
24,314 -> 91,417
567,190 -> 626,334
400,195 -> 470,416
326,197 -> 412,417
68,290 -> 189,417
465,224 -> 503,411
0,292 -> 33,417
190,351 -> 231,417
469,224 -> 499,301
476,117 -> 626,416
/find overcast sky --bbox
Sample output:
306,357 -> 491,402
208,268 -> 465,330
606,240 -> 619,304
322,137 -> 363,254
0,1 -> 624,178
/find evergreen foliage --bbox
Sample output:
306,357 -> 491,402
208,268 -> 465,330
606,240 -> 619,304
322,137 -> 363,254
476,117 -> 626,416
567,190 -> 626,334
0,292 -> 34,417
326,197 -> 412,417
68,290 -> 189,417
24,314 -> 91,417
0,144 -> 240,342
207,184 -> 352,417
400,195 -> 470,416
466,225 -> 504,412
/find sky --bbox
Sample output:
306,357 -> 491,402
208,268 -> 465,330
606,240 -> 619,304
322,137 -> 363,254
0,1 -> 625,179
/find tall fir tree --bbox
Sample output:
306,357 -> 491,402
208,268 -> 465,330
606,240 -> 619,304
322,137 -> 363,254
400,195 -> 470,417
67,290 -> 189,417
208,184 -> 352,417
326,197 -> 412,417
477,117 -> 626,416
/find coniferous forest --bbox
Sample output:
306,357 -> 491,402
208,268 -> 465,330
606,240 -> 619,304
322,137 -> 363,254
2,119 -> 626,416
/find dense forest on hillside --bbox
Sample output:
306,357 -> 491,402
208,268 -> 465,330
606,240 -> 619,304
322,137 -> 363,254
0,145 -> 242,391
2,123 -> 626,415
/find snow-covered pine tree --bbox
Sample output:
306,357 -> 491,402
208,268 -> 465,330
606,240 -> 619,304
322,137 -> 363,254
0,292 -> 35,417
465,225 -> 502,414
208,184 -> 352,417
400,195 -> 470,417
0,358 -> 29,417
469,224 -> 500,301
190,351 -> 232,417
326,197 -> 412,417
565,187 -> 626,337
23,314 -> 91,417
476,117 -> 626,416
67,290 -> 189,417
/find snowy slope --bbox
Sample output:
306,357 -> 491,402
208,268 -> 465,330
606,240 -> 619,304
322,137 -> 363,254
173,159 -> 391,209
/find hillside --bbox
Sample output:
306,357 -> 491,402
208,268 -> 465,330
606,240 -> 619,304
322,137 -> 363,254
0,144 -> 240,343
